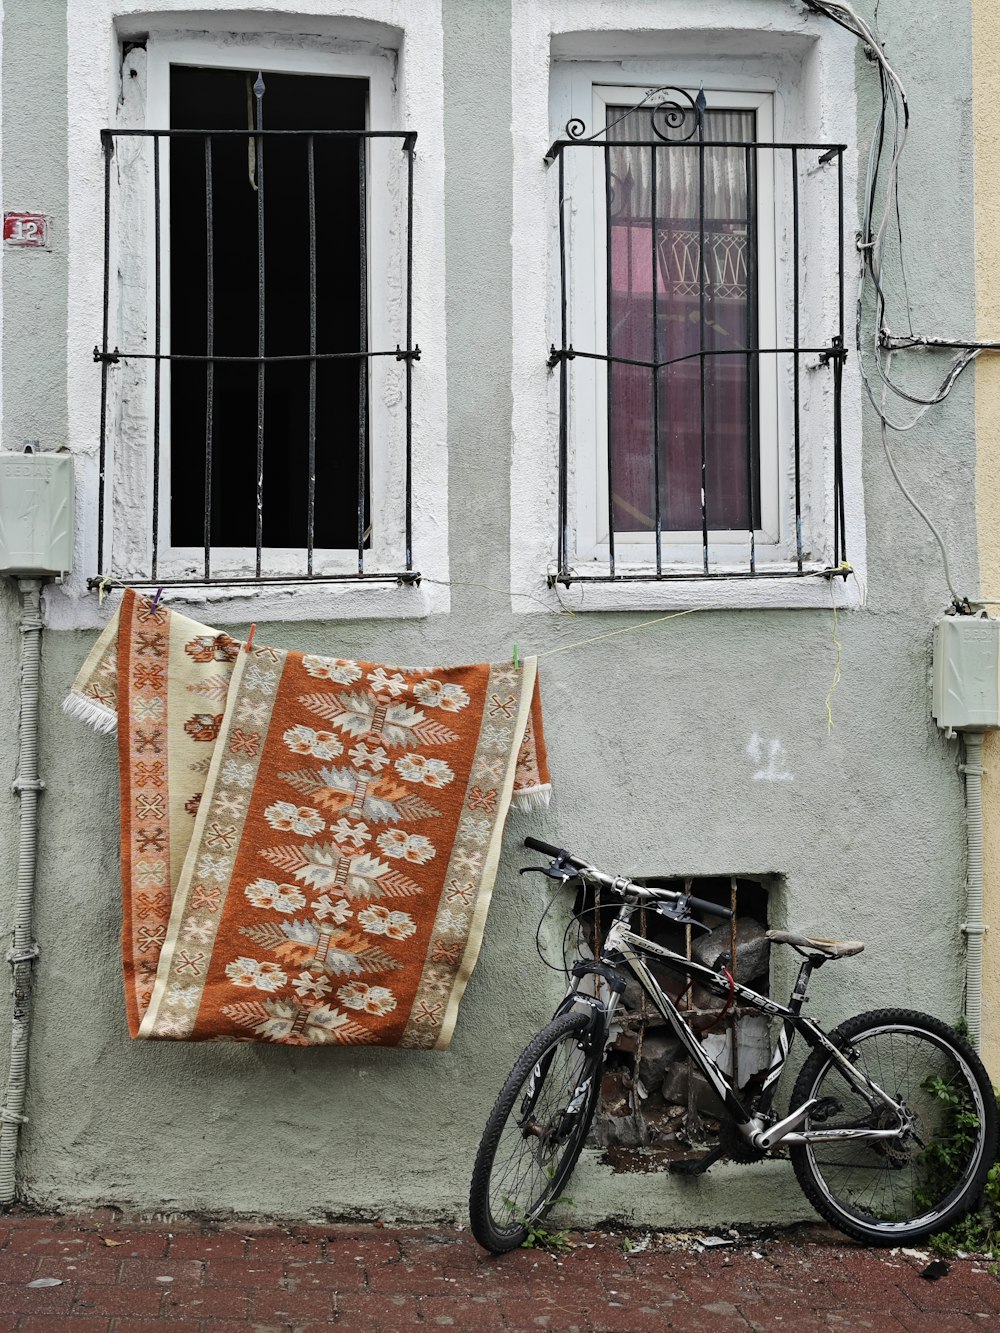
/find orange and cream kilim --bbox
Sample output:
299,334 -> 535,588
64,590 -> 550,1047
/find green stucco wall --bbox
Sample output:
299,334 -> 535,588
0,0 -> 984,1228
973,0 -> 1000,1083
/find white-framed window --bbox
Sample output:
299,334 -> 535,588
62,2 -> 450,626
552,68 -> 845,583
509,13 -> 864,614
100,36 -> 413,586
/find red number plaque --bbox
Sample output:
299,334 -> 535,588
3,213 -> 49,248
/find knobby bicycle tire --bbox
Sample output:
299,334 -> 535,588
470,1011 -> 603,1253
789,1008 -> 998,1245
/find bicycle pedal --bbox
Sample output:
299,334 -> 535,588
668,1145 -> 725,1176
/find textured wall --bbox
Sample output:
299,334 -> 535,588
0,0 -> 984,1227
0,0 -> 67,453
973,0 -> 1000,1081
0,0 -> 69,1190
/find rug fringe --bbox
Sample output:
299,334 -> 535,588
511,783 -> 552,812
62,690 -> 118,735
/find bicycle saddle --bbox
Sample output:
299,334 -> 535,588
766,930 -> 864,959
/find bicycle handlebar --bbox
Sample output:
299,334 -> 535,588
522,837 -> 734,919
523,836 -> 586,867
686,893 -> 734,919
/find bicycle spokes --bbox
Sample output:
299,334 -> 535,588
793,1020 -> 993,1235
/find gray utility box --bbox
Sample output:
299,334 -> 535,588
932,614 -> 1000,732
0,449 -> 74,577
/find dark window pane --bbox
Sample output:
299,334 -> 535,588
169,67 -> 368,550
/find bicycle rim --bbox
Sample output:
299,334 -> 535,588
797,1021 -> 991,1238
472,1014 -> 598,1249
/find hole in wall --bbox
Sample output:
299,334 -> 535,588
573,873 -> 775,1170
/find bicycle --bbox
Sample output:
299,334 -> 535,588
469,837 -> 999,1254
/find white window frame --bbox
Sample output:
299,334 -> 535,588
509,7 -> 865,614
574,82 -> 780,567
58,3 -> 450,630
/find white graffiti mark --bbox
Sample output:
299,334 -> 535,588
747,734 -> 793,783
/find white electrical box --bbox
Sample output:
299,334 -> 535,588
0,449 -> 74,577
932,614 -> 1000,732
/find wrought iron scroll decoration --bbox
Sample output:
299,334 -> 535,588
544,85 -> 707,164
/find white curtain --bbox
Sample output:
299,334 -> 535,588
607,106 -> 754,223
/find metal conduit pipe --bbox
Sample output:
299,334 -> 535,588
961,730 -> 986,1048
0,578 -> 45,1205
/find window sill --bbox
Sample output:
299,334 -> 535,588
43,575 -> 450,631
514,566 -> 863,613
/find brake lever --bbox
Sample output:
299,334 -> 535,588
654,897 -> 712,934
519,858 -> 576,883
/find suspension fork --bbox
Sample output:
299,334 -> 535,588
515,1009 -> 610,1150
560,960 -> 625,1034
519,968 -> 623,1133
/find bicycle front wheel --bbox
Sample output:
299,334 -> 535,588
789,1009 -> 998,1245
469,1011 -> 602,1253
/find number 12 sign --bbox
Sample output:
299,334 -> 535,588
4,213 -> 49,248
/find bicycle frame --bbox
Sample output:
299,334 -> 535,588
563,898 -> 909,1153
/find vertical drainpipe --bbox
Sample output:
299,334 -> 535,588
0,578 -> 45,1205
961,730 -> 987,1048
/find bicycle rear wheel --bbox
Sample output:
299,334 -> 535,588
469,1011 -> 602,1253
789,1009 -> 998,1245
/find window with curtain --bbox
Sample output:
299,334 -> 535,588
606,104 -> 759,536
546,77 -> 848,586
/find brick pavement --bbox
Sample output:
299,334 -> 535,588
0,1209 -> 998,1331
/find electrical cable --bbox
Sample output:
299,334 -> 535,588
880,373 -> 963,606
803,0 -> 1000,608
885,451 -> 965,607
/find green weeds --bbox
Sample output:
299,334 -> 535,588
929,1161 -> 1000,1260
501,1186 -> 575,1253
916,1076 -> 1000,1259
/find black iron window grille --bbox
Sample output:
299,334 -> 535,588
92,68 -> 419,592
544,87 -> 848,586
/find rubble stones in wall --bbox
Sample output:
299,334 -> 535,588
661,1063 -> 726,1118
691,917 -> 770,981
592,913 -> 773,1159
589,1070 -> 650,1149
637,1032 -> 683,1090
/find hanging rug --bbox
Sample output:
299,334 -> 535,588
64,589 -> 549,1047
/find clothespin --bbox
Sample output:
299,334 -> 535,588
512,643 -> 520,671
149,587 -> 163,613
245,623 -> 257,655
96,574 -> 112,607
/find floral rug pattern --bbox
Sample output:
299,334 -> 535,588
65,590 -> 548,1047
